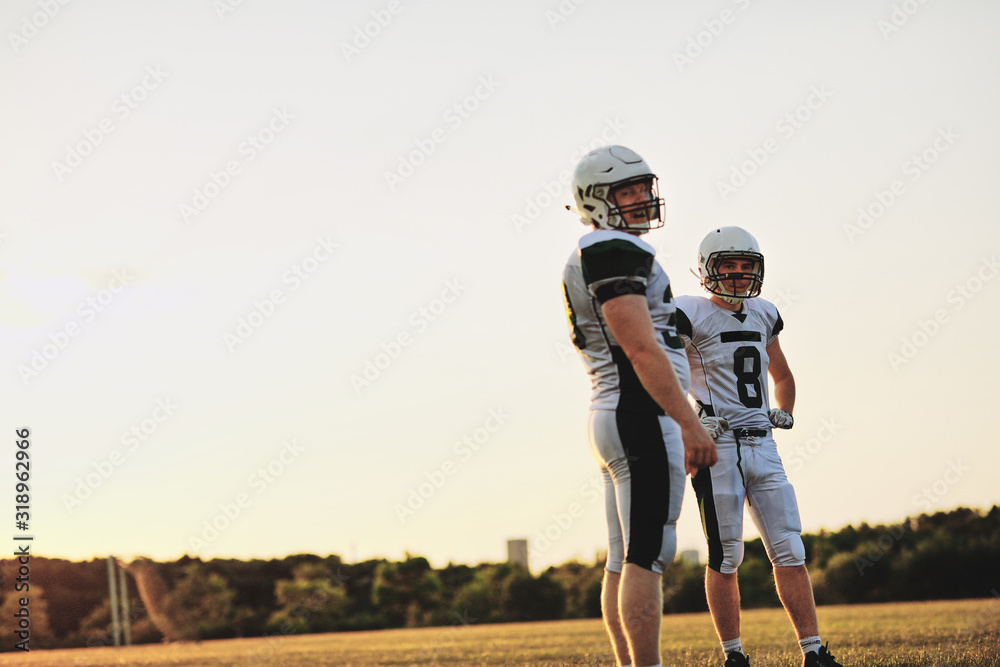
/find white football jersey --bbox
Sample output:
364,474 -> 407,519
563,230 -> 689,413
674,295 -> 784,430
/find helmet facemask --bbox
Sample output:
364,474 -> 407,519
571,146 -> 665,234
701,251 -> 764,305
597,175 -> 664,233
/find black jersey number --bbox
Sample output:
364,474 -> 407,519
733,346 -> 763,408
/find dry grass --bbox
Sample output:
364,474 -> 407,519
2,598 -> 997,666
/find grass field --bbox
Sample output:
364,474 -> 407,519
2,598 -> 998,666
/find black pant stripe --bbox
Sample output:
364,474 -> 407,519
692,469 -> 724,572
616,411 -> 670,570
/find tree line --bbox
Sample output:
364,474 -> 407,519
2,506 -> 997,650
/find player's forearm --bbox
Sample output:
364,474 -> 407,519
773,375 -> 795,414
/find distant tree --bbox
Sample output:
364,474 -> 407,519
733,543 -> 780,609
371,554 -> 445,627
74,597 -> 162,648
339,559 -> 388,630
500,570 -> 565,621
200,557 -> 285,637
268,562 -> 350,634
171,563 -> 249,640
661,559 -> 709,614
125,557 -> 199,641
545,561 -> 603,618
451,563 -> 514,624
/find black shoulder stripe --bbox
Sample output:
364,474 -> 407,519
773,312 -> 784,338
580,239 -> 654,286
594,279 -> 646,303
674,307 -> 693,338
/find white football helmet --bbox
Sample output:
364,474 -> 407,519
570,145 -> 664,234
697,226 -> 764,305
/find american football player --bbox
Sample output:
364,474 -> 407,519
675,227 -> 842,667
562,145 -> 717,667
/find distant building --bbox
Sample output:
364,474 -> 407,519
679,549 -> 700,566
507,539 -> 529,570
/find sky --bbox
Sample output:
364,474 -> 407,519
2,0 -> 999,575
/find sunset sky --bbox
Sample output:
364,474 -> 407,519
2,0 -> 998,573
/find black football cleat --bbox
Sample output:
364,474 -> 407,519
725,650 -> 751,667
803,643 -> 843,667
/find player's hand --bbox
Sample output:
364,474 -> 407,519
682,421 -> 718,476
700,416 -> 729,440
768,409 -> 794,429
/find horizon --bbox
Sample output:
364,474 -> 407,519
22,501 -> 996,571
3,0 -> 999,573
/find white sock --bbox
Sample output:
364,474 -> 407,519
722,637 -> 744,656
799,635 -> 822,656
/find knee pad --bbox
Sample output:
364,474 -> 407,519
606,534 -> 625,574
769,533 -> 805,567
650,522 -> 677,575
625,521 -> 677,575
708,538 -> 745,574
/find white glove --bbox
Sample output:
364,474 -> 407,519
768,409 -> 794,429
700,416 -> 729,439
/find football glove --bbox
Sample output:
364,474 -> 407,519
768,409 -> 794,429
700,416 -> 729,440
